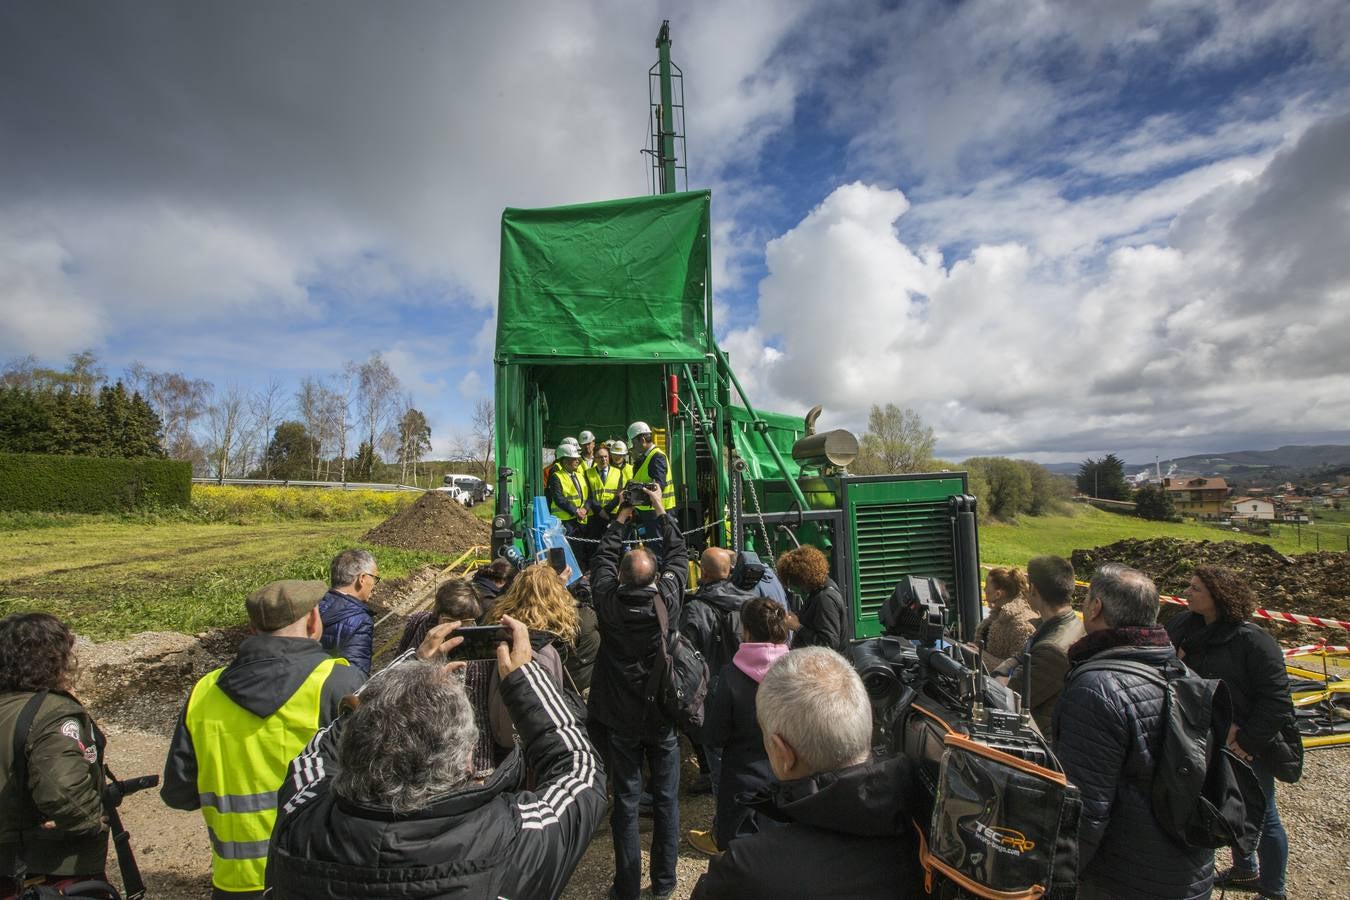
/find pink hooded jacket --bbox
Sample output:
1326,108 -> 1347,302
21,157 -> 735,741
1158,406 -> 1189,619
732,641 -> 790,684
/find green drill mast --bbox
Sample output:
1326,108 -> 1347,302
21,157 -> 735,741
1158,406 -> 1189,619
655,21 -> 678,194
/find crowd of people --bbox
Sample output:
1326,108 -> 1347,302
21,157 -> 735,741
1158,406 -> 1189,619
0,478 -> 1303,899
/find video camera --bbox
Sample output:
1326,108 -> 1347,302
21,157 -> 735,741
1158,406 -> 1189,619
621,480 -> 660,507
847,575 -> 1079,899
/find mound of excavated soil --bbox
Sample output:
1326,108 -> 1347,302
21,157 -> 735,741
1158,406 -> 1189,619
360,490 -> 491,556
1070,538 -> 1350,642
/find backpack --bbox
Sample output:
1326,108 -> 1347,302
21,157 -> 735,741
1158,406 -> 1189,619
1073,659 -> 1265,854
686,589 -> 746,675
644,591 -> 710,729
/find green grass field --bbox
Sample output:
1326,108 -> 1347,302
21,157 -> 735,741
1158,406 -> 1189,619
0,517 -> 448,639
3,490 -> 1339,641
979,504 -> 1348,567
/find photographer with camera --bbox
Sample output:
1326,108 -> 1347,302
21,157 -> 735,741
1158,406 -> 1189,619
692,646 -> 923,899
1,614 -> 117,897
588,483 -> 688,900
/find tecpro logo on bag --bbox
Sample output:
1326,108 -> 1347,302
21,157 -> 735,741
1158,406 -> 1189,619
969,821 -> 1036,856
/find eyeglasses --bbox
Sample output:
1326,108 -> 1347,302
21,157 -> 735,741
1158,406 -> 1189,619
363,572 -> 382,584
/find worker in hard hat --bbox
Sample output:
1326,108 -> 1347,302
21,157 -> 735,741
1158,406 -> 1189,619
548,442 -> 591,565
586,443 -> 628,526
578,430 -> 597,469
543,436 -> 580,487
608,440 -> 634,485
628,421 -> 676,536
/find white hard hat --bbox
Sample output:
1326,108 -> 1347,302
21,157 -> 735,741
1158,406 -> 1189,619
610,440 -> 628,456
559,436 -> 579,447
578,430 -> 596,444
627,421 -> 652,441
556,443 -> 581,459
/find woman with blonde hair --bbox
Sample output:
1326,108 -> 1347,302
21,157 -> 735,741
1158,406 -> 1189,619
974,567 -> 1039,672
482,562 -> 599,693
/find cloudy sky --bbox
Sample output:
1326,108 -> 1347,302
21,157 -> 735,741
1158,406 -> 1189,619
3,1 -> 1348,462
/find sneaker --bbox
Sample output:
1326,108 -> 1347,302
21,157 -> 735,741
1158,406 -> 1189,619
686,828 -> 722,857
1215,866 -> 1261,891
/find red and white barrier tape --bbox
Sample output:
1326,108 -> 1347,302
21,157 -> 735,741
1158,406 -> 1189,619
1070,578 -> 1350,630
1283,643 -> 1350,657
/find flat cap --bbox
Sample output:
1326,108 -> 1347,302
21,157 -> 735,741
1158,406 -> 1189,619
247,579 -> 326,632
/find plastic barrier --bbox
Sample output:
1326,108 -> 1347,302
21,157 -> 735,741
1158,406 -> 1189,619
1069,578 -> 1350,631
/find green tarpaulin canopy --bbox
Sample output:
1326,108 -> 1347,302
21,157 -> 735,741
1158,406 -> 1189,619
496,191 -> 711,362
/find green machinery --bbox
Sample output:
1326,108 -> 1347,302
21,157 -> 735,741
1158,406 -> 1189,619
491,22 -> 982,641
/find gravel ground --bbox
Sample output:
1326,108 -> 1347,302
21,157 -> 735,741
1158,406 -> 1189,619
101,724 -> 1347,899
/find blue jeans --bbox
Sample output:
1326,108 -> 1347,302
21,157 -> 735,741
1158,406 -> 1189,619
608,726 -> 680,899
1239,761 -> 1288,895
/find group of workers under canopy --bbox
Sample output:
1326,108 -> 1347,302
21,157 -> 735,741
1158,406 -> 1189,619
545,421 -> 675,552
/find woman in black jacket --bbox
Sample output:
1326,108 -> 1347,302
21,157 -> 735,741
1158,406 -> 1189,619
776,546 -> 846,652
1168,565 -> 1296,900
699,597 -> 791,851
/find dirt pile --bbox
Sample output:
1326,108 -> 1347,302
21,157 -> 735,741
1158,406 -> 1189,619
1070,538 -> 1350,642
360,490 -> 491,555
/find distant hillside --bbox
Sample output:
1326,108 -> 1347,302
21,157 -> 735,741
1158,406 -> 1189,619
1149,445 -> 1350,474
1043,444 -> 1350,478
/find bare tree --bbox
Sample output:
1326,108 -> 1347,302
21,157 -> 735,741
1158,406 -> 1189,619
1,355 -> 40,390
397,401 -> 432,487
296,377 -> 327,479
126,362 -> 212,462
327,366 -> 358,482
67,350 -> 105,396
356,353 -> 401,473
249,378 -> 289,478
204,382 -> 249,481
469,399 -> 495,483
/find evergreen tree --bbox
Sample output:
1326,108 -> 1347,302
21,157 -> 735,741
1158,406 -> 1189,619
353,440 -> 376,481
263,421 -> 320,480
1134,484 -> 1176,521
1077,454 -> 1132,500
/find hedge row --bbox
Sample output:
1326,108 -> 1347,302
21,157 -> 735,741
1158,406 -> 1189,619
0,452 -> 192,512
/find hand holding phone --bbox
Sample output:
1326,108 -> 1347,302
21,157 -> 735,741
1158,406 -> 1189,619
547,547 -> 567,573
447,625 -> 513,661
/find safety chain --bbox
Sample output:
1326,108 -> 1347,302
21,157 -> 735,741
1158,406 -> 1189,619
741,467 -> 774,564
561,516 -> 729,547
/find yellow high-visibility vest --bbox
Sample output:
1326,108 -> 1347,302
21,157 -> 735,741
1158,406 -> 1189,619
631,447 -> 676,511
586,464 -> 628,507
550,466 -> 590,521
185,657 -> 344,894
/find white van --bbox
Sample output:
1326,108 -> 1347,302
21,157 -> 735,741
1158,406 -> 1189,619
442,474 -> 491,504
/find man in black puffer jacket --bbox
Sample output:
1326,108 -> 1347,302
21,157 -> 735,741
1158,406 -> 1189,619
1055,563 -> 1214,900
691,647 -> 923,899
266,617 -> 605,900
681,547 -> 754,843
588,486 -> 688,900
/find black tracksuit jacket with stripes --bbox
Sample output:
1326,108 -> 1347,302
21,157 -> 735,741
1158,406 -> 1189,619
265,660 -> 606,900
